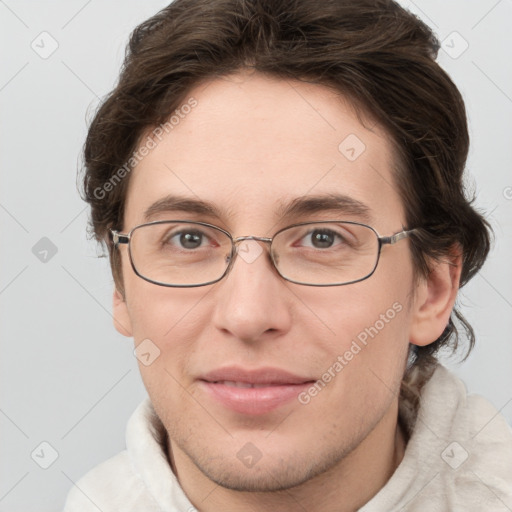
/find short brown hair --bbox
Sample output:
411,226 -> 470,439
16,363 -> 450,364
82,0 -> 491,400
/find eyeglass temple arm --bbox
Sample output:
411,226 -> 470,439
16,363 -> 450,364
379,228 -> 417,246
111,230 -> 130,246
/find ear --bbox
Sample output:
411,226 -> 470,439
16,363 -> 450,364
113,287 -> 133,337
409,247 -> 462,347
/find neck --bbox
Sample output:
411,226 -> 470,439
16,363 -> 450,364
168,400 -> 406,512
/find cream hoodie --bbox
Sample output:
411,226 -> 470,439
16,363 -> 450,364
63,365 -> 512,511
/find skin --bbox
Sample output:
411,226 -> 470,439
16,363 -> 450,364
113,69 -> 461,512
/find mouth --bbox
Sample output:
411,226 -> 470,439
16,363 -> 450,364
213,381 -> 287,388
198,367 -> 315,415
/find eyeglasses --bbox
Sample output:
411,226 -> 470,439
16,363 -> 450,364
111,220 -> 417,287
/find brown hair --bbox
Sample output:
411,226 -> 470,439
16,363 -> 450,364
82,0 -> 491,404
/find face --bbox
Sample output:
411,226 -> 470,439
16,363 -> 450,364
114,70 -> 424,492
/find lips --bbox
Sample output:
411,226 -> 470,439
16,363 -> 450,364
198,367 -> 315,415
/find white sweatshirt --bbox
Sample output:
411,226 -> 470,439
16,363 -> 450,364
63,365 -> 512,511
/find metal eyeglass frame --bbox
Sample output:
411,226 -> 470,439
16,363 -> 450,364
111,220 -> 418,288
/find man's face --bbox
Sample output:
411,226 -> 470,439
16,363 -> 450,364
115,70 -> 420,491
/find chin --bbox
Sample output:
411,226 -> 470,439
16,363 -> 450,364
196,460 -> 318,492
178,435 -> 355,493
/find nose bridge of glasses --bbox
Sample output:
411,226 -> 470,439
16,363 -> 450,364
233,235 -> 273,246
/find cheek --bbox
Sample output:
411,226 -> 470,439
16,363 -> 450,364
124,278 -> 213,380
293,259 -> 414,402
298,276 -> 410,348
295,289 -> 411,425
122,247 -> 210,338
126,285 -> 216,427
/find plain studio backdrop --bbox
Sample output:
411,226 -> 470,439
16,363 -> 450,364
1,1 -> 511,510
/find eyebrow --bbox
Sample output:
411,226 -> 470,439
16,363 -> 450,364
143,193 -> 372,224
276,194 -> 373,223
143,196 -> 222,221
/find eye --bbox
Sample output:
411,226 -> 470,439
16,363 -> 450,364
299,229 -> 345,249
164,229 -> 211,250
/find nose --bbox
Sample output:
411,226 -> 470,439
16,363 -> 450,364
212,239 -> 293,343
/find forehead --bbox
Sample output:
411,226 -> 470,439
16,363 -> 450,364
125,71 -> 405,232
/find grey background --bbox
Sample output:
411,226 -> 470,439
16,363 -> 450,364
0,1 -> 511,510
